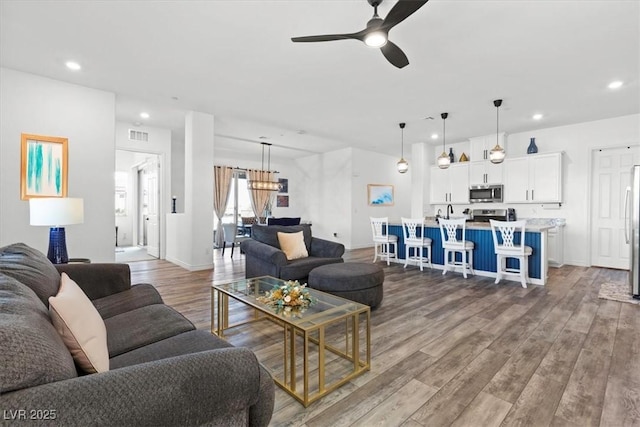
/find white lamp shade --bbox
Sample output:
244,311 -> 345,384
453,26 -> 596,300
30,198 -> 84,226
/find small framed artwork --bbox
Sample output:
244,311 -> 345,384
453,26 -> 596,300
278,178 -> 288,193
277,195 -> 289,207
368,184 -> 394,206
20,134 -> 68,200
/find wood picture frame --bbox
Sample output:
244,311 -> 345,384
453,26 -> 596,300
367,184 -> 394,206
20,133 -> 68,200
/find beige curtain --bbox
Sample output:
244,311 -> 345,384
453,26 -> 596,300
247,169 -> 276,224
213,166 -> 233,247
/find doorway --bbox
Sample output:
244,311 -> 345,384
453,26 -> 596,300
115,150 -> 161,262
590,145 -> 640,269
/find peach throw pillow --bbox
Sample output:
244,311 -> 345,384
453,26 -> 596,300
277,231 -> 309,260
48,273 -> 109,373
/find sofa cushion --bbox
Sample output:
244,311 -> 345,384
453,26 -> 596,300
110,330 -> 233,369
279,256 -> 344,281
252,224 -> 312,252
92,283 -> 163,319
104,304 -> 195,358
278,231 -> 309,260
49,273 -> 109,373
0,243 -> 60,307
0,274 -> 77,393
267,217 -> 301,226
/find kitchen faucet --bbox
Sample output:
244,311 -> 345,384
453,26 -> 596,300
446,204 -> 454,219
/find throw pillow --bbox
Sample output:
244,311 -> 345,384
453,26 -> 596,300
277,231 -> 309,260
48,273 -> 109,373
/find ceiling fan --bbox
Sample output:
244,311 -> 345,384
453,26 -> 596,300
291,0 -> 429,69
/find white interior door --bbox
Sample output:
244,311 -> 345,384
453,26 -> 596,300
591,146 -> 640,269
145,156 -> 160,258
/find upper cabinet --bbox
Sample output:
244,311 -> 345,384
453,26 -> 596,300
504,152 -> 563,203
469,133 -> 506,162
468,133 -> 506,185
430,163 -> 469,204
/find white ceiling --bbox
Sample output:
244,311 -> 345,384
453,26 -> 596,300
1,0 -> 638,160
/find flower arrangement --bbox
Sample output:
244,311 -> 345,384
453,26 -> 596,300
258,280 -> 315,315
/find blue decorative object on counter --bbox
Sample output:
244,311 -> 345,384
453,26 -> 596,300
449,147 -> 455,163
527,137 -> 538,154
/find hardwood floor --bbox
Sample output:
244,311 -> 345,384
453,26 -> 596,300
127,248 -> 640,427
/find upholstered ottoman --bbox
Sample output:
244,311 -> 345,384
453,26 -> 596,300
308,262 -> 384,309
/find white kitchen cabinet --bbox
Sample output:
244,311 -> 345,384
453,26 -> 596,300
469,133 -> 506,162
469,161 -> 504,185
430,163 -> 469,204
504,153 -> 563,203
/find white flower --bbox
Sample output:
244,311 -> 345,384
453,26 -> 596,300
284,295 -> 291,303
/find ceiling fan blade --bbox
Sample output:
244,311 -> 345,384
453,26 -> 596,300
380,41 -> 409,68
382,0 -> 429,30
291,31 -> 364,43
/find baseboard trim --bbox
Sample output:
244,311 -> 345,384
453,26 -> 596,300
165,256 -> 213,271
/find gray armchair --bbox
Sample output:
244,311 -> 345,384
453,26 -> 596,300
240,224 -> 345,281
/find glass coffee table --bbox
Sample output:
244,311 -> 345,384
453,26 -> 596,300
211,276 -> 370,407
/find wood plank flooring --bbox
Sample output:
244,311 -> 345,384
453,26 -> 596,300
127,248 -> 639,427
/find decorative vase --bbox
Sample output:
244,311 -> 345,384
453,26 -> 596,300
527,137 -> 538,154
449,148 -> 455,163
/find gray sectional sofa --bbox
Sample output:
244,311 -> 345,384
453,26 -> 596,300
240,224 -> 345,281
0,243 -> 274,426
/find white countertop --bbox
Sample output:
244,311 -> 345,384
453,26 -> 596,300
389,220 -> 555,232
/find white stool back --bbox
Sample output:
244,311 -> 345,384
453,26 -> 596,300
439,218 -> 474,278
490,219 -> 532,288
401,217 -> 432,271
370,217 -> 398,265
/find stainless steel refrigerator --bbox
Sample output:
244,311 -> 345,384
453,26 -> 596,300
627,165 -> 640,299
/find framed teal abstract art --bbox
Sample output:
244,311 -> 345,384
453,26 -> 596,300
20,134 -> 68,200
367,184 -> 394,206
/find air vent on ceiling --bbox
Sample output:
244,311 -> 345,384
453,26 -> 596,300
129,129 -> 149,142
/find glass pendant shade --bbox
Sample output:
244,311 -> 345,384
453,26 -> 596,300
437,152 -> 451,169
397,122 -> 408,174
489,145 -> 506,163
397,158 -> 409,173
438,112 -> 450,169
490,99 -> 506,164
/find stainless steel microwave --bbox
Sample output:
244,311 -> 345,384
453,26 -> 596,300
469,184 -> 503,203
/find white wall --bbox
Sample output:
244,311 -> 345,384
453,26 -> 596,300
171,129 -> 185,213
0,68 -> 115,262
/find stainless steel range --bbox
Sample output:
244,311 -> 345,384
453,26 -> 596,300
472,208 -> 516,222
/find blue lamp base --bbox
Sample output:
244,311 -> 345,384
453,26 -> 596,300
47,227 -> 69,264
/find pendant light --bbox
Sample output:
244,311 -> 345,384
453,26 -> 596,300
247,142 -> 282,191
437,113 -> 450,169
396,122 -> 409,174
489,99 -> 506,164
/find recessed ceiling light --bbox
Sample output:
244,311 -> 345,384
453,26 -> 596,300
65,61 -> 81,71
532,113 -> 543,120
140,112 -> 150,119
431,133 -> 438,140
608,81 -> 623,89
258,136 -> 268,140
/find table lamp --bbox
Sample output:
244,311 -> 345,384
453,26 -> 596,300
29,197 -> 84,264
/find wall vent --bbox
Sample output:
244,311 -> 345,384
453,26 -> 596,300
129,129 -> 149,142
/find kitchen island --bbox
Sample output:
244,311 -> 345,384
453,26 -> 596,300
387,220 -> 554,286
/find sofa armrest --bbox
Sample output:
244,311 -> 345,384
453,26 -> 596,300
0,347 -> 274,427
310,237 -> 345,258
55,263 -> 131,300
240,240 -> 288,267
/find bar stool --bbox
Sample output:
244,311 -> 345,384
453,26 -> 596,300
370,217 -> 398,265
439,218 -> 474,278
490,220 -> 532,288
401,217 -> 432,271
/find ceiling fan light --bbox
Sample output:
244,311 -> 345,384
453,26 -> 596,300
364,31 -> 387,47
437,152 -> 451,169
397,158 -> 409,173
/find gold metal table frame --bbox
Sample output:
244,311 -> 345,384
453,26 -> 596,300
211,276 -> 371,407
